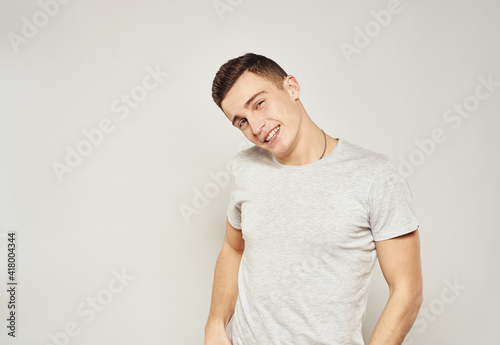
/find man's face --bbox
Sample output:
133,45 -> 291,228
221,71 -> 302,157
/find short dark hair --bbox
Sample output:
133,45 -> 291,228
211,53 -> 288,111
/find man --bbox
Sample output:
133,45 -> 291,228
205,53 -> 423,345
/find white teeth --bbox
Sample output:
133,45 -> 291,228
265,125 -> 280,142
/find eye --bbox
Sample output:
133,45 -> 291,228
256,100 -> 264,108
238,119 -> 247,128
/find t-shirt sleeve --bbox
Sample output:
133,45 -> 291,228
368,158 -> 419,241
226,160 -> 242,230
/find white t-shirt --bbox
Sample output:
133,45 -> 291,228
226,137 -> 419,345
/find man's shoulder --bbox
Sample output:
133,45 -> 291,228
228,144 -> 271,174
233,144 -> 270,164
341,138 -> 393,172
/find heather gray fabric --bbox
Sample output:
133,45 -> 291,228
226,137 -> 419,345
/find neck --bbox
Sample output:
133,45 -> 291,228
272,111 -> 337,166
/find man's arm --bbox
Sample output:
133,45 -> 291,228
205,217 -> 245,345
368,228 -> 423,345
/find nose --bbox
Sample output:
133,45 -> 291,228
251,120 -> 266,137
249,115 -> 266,136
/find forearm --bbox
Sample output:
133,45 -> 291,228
368,289 -> 423,345
205,243 -> 242,334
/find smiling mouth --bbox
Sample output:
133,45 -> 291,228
265,125 -> 280,143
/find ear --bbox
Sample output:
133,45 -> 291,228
284,75 -> 300,100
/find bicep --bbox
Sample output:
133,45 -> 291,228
374,228 -> 422,294
223,216 -> 245,255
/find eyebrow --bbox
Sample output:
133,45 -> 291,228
231,90 -> 267,126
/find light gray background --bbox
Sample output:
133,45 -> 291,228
1,0 -> 499,344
